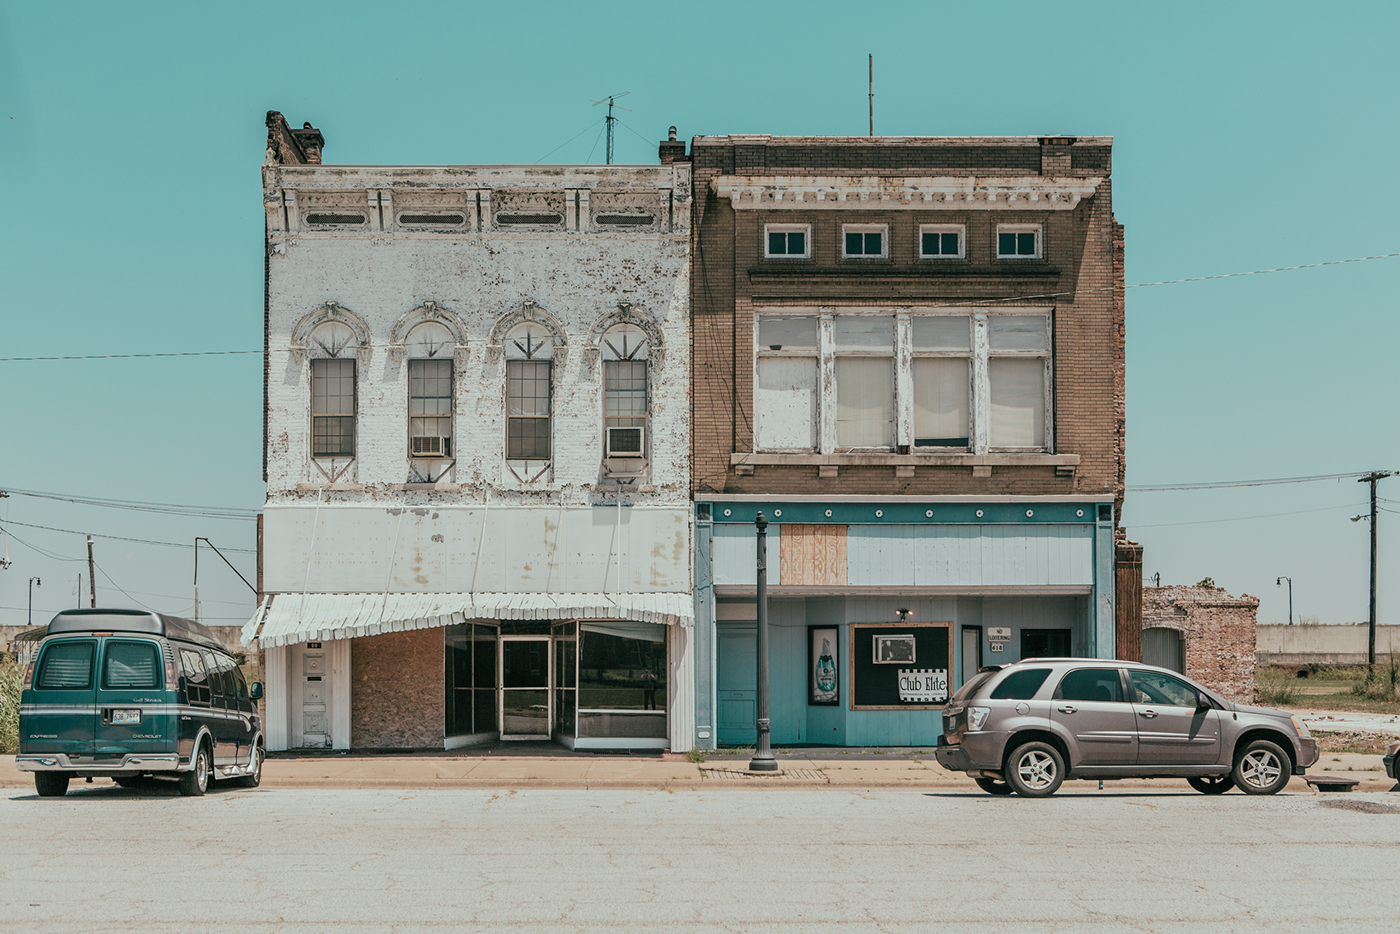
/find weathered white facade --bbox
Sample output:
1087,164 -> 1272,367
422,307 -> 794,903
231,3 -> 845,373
245,114 -> 693,752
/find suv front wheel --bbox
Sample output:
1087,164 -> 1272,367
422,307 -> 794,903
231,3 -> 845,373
1232,739 -> 1291,795
1005,741 -> 1065,798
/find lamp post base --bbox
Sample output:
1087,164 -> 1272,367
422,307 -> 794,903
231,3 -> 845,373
748,756 -> 779,772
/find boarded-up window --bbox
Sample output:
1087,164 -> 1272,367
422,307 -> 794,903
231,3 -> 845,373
834,316 -> 893,448
755,315 -> 819,451
989,358 -> 1045,448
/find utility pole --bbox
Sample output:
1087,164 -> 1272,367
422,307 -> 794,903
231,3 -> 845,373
1276,576 -> 1293,626
749,512 -> 777,772
28,576 -> 41,627
868,54 -> 874,136
1359,472 -> 1392,665
86,535 -> 96,608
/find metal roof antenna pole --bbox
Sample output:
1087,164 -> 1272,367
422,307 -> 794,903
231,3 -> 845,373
87,535 -> 96,608
869,53 -> 874,137
590,92 -> 631,165
750,512 -> 777,772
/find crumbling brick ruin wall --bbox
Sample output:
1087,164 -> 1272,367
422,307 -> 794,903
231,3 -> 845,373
1143,585 -> 1257,703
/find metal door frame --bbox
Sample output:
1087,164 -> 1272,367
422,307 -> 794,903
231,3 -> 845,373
498,635 -> 553,741
960,626 -> 983,688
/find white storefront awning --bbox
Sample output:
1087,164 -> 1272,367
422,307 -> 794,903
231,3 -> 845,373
242,591 -> 694,648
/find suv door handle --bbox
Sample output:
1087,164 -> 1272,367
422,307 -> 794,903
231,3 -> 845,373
1058,705 -> 1077,714
1139,709 -> 1158,718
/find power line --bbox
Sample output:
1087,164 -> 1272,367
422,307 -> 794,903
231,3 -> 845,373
0,350 -> 262,362
1128,471 -> 1386,492
532,118 -> 605,165
0,519 -> 255,554
1130,502 -> 1367,530
2,486 -> 258,520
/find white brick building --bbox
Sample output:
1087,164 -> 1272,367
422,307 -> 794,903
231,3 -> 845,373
244,113 -> 694,752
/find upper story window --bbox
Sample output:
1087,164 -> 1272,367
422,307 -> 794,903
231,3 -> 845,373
504,323 -> 553,460
406,322 -> 455,457
752,310 -> 1051,455
602,324 -> 649,458
754,315 -> 820,451
919,224 -> 965,259
997,224 -> 1042,259
833,316 -> 894,448
765,224 -> 810,258
843,224 -> 887,258
308,319 -> 359,458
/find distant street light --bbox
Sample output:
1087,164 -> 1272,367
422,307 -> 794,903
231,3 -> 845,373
1276,576 -> 1293,626
28,576 -> 41,627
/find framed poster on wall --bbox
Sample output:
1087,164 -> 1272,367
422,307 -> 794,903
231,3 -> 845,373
850,622 -> 952,710
809,626 -> 839,705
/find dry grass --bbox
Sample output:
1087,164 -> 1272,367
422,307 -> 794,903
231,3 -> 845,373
0,660 -> 21,755
1256,663 -> 1400,714
1312,731 -> 1398,756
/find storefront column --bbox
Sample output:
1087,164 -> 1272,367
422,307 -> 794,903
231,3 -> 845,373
1093,505 -> 1117,659
329,638 -> 352,750
694,510 -> 716,750
262,643 -> 289,751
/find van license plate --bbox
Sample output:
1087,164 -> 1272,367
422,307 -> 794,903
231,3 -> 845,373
112,710 -> 141,724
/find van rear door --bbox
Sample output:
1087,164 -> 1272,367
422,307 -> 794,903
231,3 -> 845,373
22,639 -> 97,758
94,639 -> 173,757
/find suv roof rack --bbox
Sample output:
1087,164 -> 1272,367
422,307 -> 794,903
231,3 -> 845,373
46,608 -> 226,651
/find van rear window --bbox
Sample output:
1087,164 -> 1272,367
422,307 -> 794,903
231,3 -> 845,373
36,641 -> 95,690
102,641 -> 162,690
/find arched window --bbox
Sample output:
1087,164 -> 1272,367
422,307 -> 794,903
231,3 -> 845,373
308,321 -> 358,458
406,322 -> 455,457
504,322 -> 554,460
601,324 -> 649,458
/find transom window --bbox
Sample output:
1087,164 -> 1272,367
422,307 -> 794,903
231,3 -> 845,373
997,224 -> 1042,258
765,224 -> 810,258
920,224 -> 965,259
505,323 -> 553,460
753,309 -> 1051,454
842,224 -> 887,258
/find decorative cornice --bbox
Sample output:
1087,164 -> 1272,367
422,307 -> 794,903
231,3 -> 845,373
712,175 -> 1103,211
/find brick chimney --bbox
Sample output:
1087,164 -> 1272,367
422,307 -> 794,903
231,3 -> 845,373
659,126 -> 688,165
265,112 -> 325,165
1039,136 -> 1075,175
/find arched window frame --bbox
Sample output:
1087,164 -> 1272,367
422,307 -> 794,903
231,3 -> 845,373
500,313 -> 559,464
293,304 -> 369,462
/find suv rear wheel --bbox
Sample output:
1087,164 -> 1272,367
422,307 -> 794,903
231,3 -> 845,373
34,772 -> 70,797
1005,741 -> 1065,798
178,743 -> 211,797
1232,739 -> 1291,795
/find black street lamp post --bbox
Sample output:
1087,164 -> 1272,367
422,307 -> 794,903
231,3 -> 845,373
750,512 -> 777,772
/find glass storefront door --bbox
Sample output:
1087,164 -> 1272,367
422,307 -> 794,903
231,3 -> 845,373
499,636 -> 551,740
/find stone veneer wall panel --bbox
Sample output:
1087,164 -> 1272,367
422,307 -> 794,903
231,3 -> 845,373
351,628 -> 444,749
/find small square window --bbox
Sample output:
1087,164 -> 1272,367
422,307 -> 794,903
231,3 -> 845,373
765,225 -> 810,258
919,225 -> 965,259
997,225 -> 1042,259
843,225 -> 887,258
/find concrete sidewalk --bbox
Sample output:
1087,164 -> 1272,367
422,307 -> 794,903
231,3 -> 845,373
3,753 -> 1395,793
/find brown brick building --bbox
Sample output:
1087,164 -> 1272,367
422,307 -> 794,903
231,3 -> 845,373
684,135 -> 1134,748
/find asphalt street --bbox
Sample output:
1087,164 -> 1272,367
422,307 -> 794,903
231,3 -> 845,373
2,785 -> 1396,933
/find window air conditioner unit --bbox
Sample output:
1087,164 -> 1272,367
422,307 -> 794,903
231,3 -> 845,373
411,436 -> 451,456
606,427 -> 645,458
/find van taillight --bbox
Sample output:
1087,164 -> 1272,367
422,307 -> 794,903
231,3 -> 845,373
22,660 -> 35,690
165,655 -> 178,690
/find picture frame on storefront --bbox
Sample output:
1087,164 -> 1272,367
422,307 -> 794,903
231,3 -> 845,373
808,626 -> 839,705
849,622 -> 953,710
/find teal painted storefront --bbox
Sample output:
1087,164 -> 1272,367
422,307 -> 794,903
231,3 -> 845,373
692,499 -> 1116,750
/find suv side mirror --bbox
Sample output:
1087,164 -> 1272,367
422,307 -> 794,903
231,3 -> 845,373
1197,692 -> 1212,709
250,681 -> 264,701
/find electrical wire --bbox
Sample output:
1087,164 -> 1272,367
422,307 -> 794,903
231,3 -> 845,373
0,519 -> 254,554
1128,471 -> 1389,492
0,350 -> 261,362
532,118 -> 605,165
585,121 -> 608,165
1130,502 -> 1367,530
2,486 -> 258,520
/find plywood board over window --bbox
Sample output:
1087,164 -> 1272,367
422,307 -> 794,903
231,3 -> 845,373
780,524 -> 848,586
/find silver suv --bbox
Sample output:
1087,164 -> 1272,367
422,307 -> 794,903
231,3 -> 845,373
936,658 -> 1318,797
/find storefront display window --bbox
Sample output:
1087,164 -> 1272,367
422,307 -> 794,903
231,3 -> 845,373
849,622 -> 951,710
445,622 -> 500,737
577,621 -> 666,740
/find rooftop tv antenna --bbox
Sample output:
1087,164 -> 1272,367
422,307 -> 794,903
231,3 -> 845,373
590,92 -> 631,164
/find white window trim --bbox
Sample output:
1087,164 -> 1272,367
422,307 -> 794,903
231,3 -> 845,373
996,224 -> 1043,259
763,223 -> 812,259
918,224 -> 966,260
841,224 -> 889,259
753,308 -> 1053,456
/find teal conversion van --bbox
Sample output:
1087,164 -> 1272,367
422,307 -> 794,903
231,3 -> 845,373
17,608 -> 264,797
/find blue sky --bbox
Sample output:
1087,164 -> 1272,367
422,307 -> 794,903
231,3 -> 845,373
0,0 -> 1396,632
